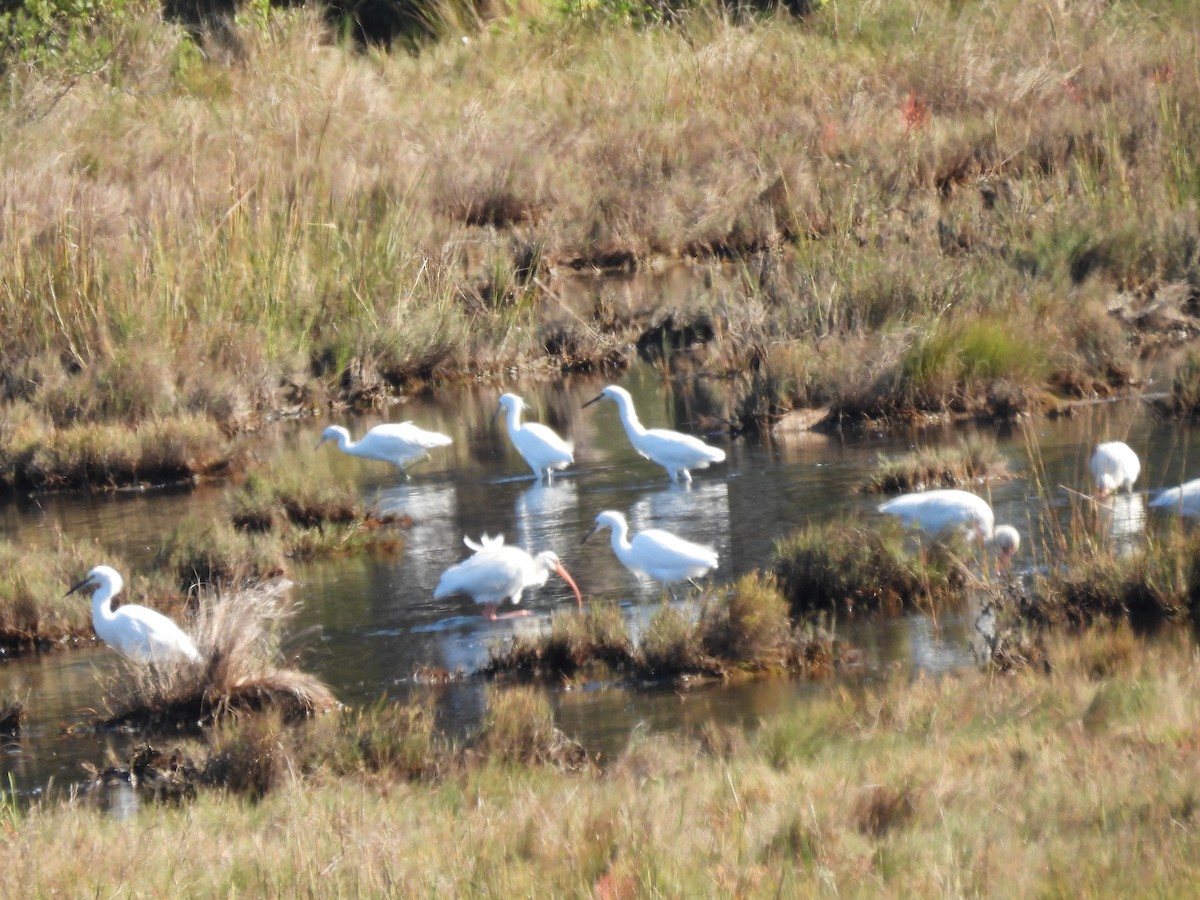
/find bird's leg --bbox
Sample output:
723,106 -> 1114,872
482,603 -> 498,621
680,468 -> 693,484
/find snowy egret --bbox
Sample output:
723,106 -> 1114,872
496,393 -> 574,481
318,422 -> 452,473
877,489 -> 1020,567
1149,478 -> 1200,518
584,510 -> 719,586
1091,441 -> 1140,498
582,385 -> 725,483
65,565 -> 202,665
434,534 -> 583,620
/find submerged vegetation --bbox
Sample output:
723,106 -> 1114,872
0,0 -> 1198,489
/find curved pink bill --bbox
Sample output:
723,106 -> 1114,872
554,562 -> 584,608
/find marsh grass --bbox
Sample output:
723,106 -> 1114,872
1030,531 -> 1200,629
161,468 -> 407,591
772,519 -> 965,616
0,0 -> 1198,485
14,627 -> 1200,893
485,573 -> 842,682
101,580 -> 337,730
860,435 -> 1012,494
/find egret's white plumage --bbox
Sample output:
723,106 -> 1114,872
586,510 -> 718,585
1091,441 -> 1140,497
583,385 -> 725,483
66,565 -> 201,665
318,422 -> 452,472
496,393 -> 574,480
434,534 -> 582,620
877,489 -> 1020,566
1149,478 -> 1200,518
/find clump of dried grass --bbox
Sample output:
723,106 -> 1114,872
101,580 -> 337,730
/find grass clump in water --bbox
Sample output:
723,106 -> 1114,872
0,412 -> 232,494
486,574 -> 844,683
101,580 -> 338,731
860,435 -> 1012,494
772,519 -> 964,616
1029,532 -> 1200,629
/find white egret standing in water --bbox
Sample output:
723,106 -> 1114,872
434,535 -> 583,620
318,422 -> 452,473
582,385 -> 725,483
496,393 -> 574,481
1090,441 -> 1140,498
584,510 -> 718,586
65,565 -> 202,665
877,489 -> 1020,569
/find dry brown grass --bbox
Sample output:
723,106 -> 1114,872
101,580 -> 337,729
0,0 -> 1197,483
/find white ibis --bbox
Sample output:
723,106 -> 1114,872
434,534 -> 582,620
1091,441 -> 1140,498
877,489 -> 1020,568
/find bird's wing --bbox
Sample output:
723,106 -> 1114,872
644,429 -> 725,463
397,422 -> 454,448
634,529 -> 718,567
518,422 -> 574,457
434,549 -> 525,602
120,607 -> 199,663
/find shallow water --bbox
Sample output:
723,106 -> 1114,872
2,368 -> 1198,801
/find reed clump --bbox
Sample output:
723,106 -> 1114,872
100,580 -> 338,731
1029,532 -> 1200,629
772,519 -> 965,616
860,436 -> 1012,494
485,573 -> 843,683
229,469 -> 409,557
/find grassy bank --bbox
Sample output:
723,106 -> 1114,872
0,0 -> 1198,488
6,627 -> 1200,893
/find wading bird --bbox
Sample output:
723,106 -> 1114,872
582,385 -> 725,483
1091,441 -> 1140,498
434,535 -> 583,620
1149,477 -> 1200,518
66,565 -> 202,665
318,422 -> 453,473
496,393 -> 574,481
584,510 -> 718,587
877,489 -> 1020,569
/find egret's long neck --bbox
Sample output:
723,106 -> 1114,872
504,404 -> 524,435
335,430 -> 362,456
613,396 -> 646,439
92,583 -> 118,625
607,518 -> 633,558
